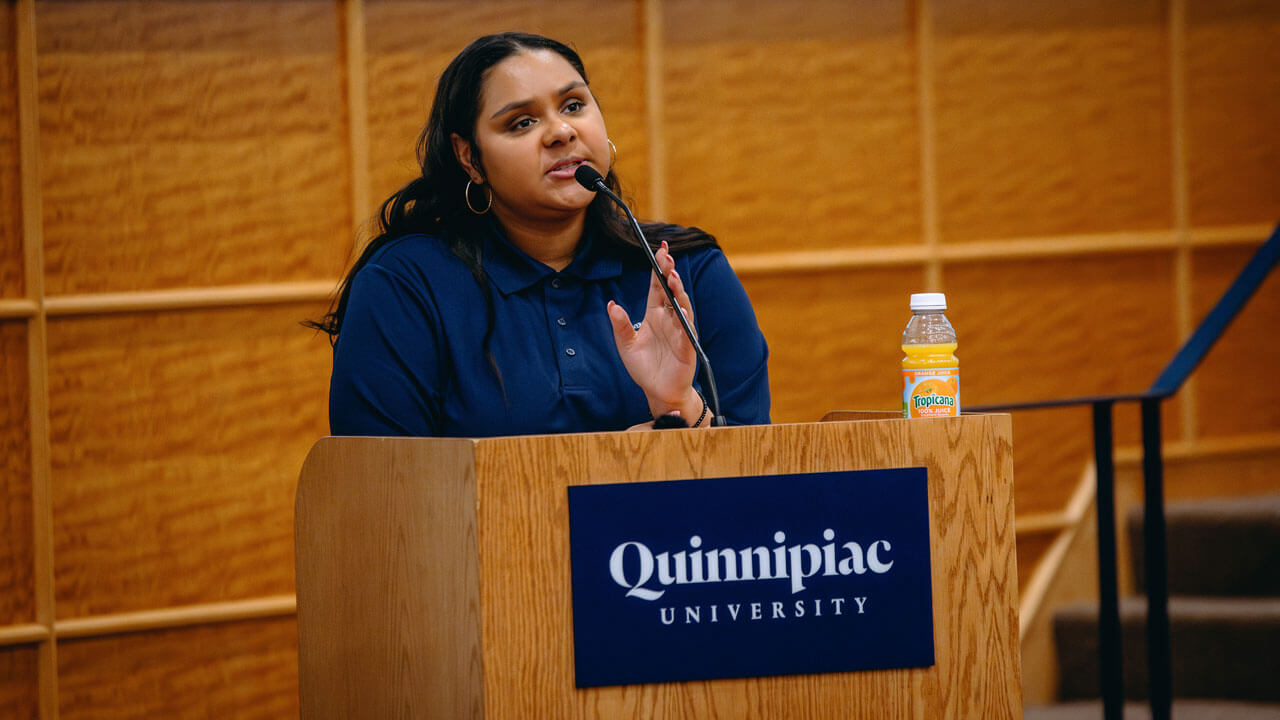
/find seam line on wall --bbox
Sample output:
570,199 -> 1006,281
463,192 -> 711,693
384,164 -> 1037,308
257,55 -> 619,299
9,225 -> 1268,319
643,0 -> 667,218
16,0 -> 58,716
915,0 -> 942,292
1169,0 -> 1198,442
342,0 -> 372,260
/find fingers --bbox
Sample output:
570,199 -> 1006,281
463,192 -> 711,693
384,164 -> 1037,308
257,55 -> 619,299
646,241 -> 673,312
606,300 -> 635,346
657,241 -> 675,275
647,242 -> 694,325
665,268 -> 694,325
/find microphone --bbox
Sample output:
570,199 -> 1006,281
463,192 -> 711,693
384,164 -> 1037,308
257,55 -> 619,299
575,164 -> 724,426
652,413 -> 690,430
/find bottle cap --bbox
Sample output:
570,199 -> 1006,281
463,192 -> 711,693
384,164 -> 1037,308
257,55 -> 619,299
910,292 -> 947,311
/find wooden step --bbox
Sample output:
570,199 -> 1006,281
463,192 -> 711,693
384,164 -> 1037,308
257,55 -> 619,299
1128,493 -> 1280,597
1026,700 -> 1280,720
1053,596 -> 1280,702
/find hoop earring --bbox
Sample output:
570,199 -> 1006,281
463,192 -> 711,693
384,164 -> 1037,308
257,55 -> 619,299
608,139 -> 617,167
465,179 -> 492,215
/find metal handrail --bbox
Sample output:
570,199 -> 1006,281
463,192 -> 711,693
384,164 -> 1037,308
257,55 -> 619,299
967,221 -> 1280,720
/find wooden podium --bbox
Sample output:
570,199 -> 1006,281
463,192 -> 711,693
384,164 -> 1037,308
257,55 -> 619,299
295,415 -> 1021,719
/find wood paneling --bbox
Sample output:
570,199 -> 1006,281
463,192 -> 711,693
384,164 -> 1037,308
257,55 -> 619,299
1005,407 -> 1093,516
946,253 -> 1181,405
0,2 -> 21,299
0,1 -> 1272,713
0,321 -> 33,627
35,0 -> 351,294
47,303 -> 330,618
57,616 -> 298,720
1185,0 -> 1280,227
933,0 -> 1173,242
662,0 -> 922,253
364,0 -> 651,222
0,645 -> 38,720
1190,246 -> 1280,437
1016,529 -> 1058,593
743,264 -> 925,423
946,253 -> 1182,513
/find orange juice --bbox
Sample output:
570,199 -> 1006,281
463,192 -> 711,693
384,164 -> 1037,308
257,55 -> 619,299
902,294 -> 959,418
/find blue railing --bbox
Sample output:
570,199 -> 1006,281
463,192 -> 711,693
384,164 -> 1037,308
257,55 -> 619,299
968,221 -> 1280,720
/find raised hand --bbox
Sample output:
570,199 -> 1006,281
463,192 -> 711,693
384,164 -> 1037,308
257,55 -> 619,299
607,242 -> 704,423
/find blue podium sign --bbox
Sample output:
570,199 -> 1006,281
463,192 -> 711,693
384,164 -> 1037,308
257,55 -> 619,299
566,467 -> 935,688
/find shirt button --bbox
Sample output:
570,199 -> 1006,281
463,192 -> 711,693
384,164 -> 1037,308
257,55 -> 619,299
551,278 -> 562,289
565,348 -> 576,357
557,317 -> 567,327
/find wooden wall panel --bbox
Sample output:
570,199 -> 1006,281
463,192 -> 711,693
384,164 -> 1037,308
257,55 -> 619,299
35,1 -> 351,295
0,1 -> 21,298
0,320 -> 33,626
0,1 -> 1270,712
58,616 -> 298,719
0,645 -> 38,720
743,264 -> 924,423
1185,0 -> 1280,227
946,253 -> 1182,513
1016,530 -> 1058,592
662,0 -> 921,253
363,0 -> 651,223
933,0 -> 1173,242
1003,407 -> 1091,516
1191,246 -> 1280,437
47,303 -> 330,618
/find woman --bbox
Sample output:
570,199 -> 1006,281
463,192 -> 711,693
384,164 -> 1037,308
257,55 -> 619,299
312,32 -> 769,437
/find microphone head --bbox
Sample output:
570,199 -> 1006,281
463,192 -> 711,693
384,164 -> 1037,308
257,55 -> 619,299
652,413 -> 690,430
574,163 -> 605,191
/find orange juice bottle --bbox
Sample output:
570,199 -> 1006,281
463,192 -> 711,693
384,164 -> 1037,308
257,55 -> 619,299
902,293 -> 959,418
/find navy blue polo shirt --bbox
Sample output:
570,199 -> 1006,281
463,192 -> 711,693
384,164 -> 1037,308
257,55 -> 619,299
328,222 -> 770,437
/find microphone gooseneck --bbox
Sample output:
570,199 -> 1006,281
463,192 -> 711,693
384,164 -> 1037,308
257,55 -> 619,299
574,164 -> 724,426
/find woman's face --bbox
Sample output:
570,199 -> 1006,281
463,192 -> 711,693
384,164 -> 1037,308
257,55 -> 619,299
455,49 -> 611,226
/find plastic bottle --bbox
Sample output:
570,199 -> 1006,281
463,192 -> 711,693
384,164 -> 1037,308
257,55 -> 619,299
901,293 -> 959,419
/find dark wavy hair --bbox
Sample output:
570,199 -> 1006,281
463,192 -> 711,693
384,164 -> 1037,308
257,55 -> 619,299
307,32 -> 717,350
